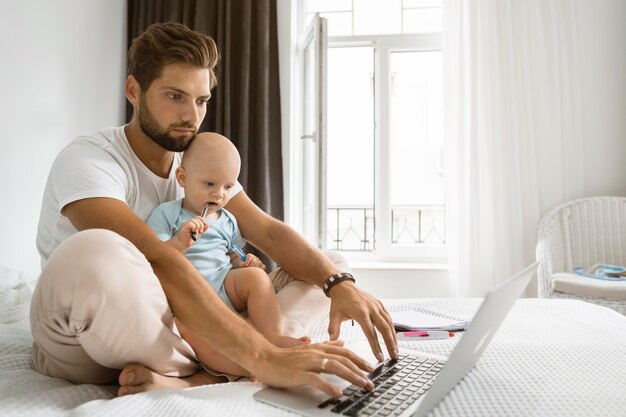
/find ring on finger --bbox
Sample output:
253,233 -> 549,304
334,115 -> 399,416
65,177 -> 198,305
321,358 -> 329,372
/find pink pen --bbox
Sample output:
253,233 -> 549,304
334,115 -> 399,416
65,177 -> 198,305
396,331 -> 455,341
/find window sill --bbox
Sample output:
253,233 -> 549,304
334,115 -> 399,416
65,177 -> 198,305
348,261 -> 448,271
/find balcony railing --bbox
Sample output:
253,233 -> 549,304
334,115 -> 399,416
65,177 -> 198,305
326,204 -> 445,251
326,206 -> 374,251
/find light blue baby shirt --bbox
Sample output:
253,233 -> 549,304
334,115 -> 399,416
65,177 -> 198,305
146,199 -> 246,309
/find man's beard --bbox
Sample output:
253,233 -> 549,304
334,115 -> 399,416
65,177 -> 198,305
138,96 -> 197,152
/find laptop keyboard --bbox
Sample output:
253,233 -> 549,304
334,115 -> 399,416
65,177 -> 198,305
317,353 -> 444,417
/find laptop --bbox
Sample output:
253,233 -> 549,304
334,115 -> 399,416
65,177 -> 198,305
254,262 -> 537,417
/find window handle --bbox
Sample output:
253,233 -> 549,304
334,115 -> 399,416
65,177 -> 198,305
301,133 -> 316,142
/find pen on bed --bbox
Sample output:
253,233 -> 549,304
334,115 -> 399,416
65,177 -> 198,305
230,244 -> 247,261
396,331 -> 454,341
191,202 -> 210,241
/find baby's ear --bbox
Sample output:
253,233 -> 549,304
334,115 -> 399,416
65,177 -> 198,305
175,166 -> 186,187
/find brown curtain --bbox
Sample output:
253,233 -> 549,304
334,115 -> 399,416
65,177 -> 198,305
127,0 -> 284,225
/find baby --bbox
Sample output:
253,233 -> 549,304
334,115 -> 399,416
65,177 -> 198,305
147,132 -> 308,377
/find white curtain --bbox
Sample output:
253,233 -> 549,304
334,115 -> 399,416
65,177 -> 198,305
443,0 -> 592,296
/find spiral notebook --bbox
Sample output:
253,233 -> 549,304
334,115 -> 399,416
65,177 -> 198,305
391,307 -> 469,332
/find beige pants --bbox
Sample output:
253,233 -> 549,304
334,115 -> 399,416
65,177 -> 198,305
30,229 -> 350,385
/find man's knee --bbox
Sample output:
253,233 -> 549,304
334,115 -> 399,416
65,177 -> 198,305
270,251 -> 352,292
31,229 -> 189,378
46,228 -> 145,274
39,229 -> 149,294
322,251 -> 352,273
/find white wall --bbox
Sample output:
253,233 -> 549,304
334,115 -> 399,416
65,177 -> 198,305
353,266 -> 450,299
0,0 -> 127,278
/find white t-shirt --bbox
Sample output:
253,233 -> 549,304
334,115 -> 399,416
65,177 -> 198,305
36,125 -> 243,269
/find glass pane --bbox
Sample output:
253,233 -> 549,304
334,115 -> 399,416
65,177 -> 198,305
391,206 -> 445,244
402,8 -> 442,33
306,0 -> 352,13
389,50 -> 444,245
354,0 -> 402,35
327,207 -> 374,251
305,12 -> 352,36
326,46 -> 375,251
304,12 -> 314,28
403,0 -> 441,7
310,12 -> 352,37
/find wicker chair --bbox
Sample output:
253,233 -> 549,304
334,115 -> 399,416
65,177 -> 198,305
536,196 -> 626,314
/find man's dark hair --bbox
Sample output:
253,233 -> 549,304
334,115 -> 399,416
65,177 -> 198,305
128,22 -> 219,91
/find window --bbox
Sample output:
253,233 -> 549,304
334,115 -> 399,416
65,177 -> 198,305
295,0 -> 444,263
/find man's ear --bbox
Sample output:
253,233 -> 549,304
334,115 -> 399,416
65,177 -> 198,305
175,167 -> 186,187
125,75 -> 141,107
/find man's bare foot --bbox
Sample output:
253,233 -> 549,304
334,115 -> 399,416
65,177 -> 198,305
117,364 -> 227,397
269,334 -> 311,348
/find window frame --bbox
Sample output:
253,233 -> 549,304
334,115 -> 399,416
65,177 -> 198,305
325,34 -> 446,264
292,5 -> 447,265
297,15 -> 328,248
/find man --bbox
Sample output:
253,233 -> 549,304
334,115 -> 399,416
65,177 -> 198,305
31,22 -> 397,398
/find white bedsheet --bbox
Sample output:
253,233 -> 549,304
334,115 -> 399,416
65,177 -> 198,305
2,271 -> 626,417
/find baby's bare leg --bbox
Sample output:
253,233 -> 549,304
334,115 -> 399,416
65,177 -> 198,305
174,317 -> 249,377
224,268 -> 309,347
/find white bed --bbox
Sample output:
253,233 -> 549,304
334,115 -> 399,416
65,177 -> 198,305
2,266 -> 626,417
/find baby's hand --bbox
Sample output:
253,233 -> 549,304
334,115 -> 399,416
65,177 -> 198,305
177,216 -> 209,249
243,254 -> 266,270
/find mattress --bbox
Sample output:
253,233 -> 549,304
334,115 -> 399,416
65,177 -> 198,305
2,267 -> 626,417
